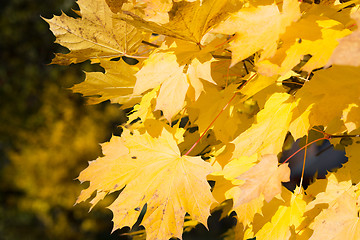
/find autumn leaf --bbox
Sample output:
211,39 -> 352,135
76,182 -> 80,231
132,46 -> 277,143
257,13 -> 352,76
45,0 -> 143,64
45,0 -> 360,239
238,73 -> 277,100
306,173 -> 353,211
117,0 -> 235,43
71,58 -> 140,106
255,189 -> 307,240
105,0 -> 126,13
134,40 -> 218,121
188,84 -> 249,142
343,140 -> 360,184
230,92 -> 296,159
292,66 -> 360,136
212,0 -> 300,66
309,191 -> 360,240
133,46 -> 188,122
327,10 -> 360,67
127,87 -> 159,123
132,0 -> 173,24
209,155 -> 264,227
229,155 -> 290,206
76,127 -> 216,240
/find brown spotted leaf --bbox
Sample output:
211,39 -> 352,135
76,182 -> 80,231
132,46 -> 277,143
45,0 -> 143,64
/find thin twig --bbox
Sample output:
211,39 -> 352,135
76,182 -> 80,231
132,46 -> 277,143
212,54 -> 232,59
282,137 -> 328,164
141,40 -> 160,48
184,73 -> 258,156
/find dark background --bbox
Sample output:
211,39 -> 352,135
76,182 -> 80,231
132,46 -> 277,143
0,0 -> 129,239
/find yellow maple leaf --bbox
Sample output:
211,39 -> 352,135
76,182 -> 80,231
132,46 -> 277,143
76,128 -> 216,240
306,172 -> 353,211
328,10 -> 360,67
222,154 -> 259,182
118,0 -> 235,43
230,92 -> 296,158
293,66 -> 360,135
133,0 -> 173,24
71,59 -> 140,106
188,84 -> 250,142
45,0 -> 143,64
309,191 -> 360,240
257,14 -> 352,76
343,140 -> 360,184
342,104 -> 360,133
105,0 -> 126,13
128,87 -> 159,123
134,41 -> 218,121
212,0 -> 300,66
238,73 -> 278,100
230,155 -> 290,206
133,48 -> 188,122
229,188 -> 265,227
209,157 -> 264,227
255,189 -> 307,240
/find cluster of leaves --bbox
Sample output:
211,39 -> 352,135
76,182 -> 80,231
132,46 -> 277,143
46,0 -> 360,239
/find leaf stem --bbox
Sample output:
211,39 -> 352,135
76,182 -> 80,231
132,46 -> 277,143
183,73 -> 257,156
310,127 -> 360,139
141,40 -> 160,48
282,137 -> 328,164
298,134 -> 309,194
328,134 -> 360,138
212,54 -> 232,59
184,92 -> 238,156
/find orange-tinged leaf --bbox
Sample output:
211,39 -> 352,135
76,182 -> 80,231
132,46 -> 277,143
105,0 -> 126,13
309,192 -> 360,240
45,0 -> 142,64
71,59 -> 140,106
327,11 -> 360,67
232,155 -> 290,206
76,128 -> 216,240
210,157 -> 264,227
213,0 -> 300,66
134,0 -> 173,24
327,28 -> 360,67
